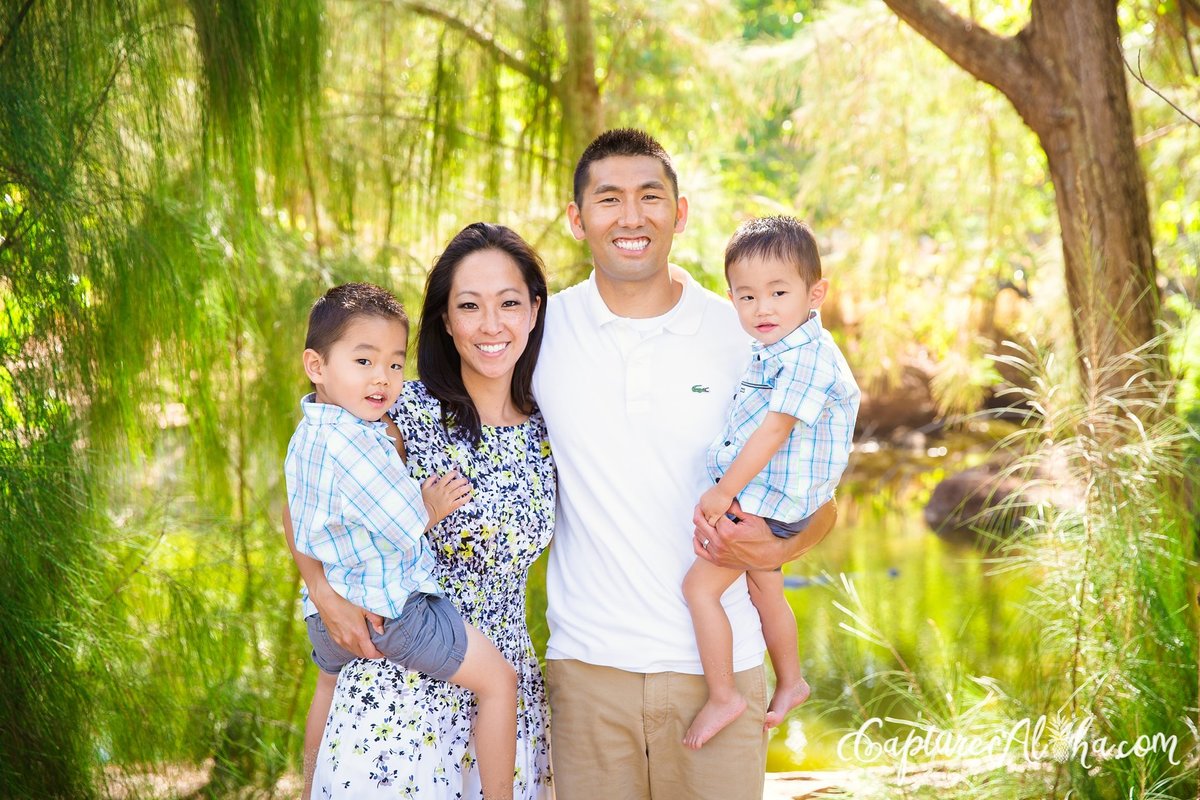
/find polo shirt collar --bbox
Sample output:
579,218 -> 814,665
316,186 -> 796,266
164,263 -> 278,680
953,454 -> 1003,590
754,311 -> 822,359
299,393 -> 388,432
582,266 -> 705,335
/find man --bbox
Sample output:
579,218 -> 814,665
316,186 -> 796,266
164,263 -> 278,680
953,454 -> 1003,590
532,129 -> 837,800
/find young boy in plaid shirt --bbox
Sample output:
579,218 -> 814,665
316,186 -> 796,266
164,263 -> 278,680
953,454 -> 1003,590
682,217 -> 860,749
284,283 -> 518,800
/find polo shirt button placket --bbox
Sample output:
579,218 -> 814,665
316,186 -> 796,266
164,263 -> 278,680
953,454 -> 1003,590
625,339 -> 654,417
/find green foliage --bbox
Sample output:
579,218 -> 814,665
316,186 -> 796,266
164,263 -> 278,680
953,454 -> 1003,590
0,1 -> 334,795
0,424 -> 100,800
1122,1 -> 1200,301
736,0 -> 817,40
826,340 -> 1199,797
311,0 -> 571,271
706,3 -> 1061,407
2,0 -> 1199,796
997,340 -> 1198,797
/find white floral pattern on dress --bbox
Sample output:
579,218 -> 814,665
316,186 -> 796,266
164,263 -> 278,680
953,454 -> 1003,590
313,381 -> 555,799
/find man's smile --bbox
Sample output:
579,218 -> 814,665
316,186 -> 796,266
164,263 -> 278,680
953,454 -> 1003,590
614,237 -> 650,252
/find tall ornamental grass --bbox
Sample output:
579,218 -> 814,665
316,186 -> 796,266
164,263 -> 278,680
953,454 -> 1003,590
828,336 -> 1198,799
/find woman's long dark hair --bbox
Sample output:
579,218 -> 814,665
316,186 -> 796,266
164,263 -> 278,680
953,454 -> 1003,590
417,222 -> 549,446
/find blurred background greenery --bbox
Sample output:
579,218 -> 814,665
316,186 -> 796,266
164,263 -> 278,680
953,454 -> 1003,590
1,1 -> 1198,798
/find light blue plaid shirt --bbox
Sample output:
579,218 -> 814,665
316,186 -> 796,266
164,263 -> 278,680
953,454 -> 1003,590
284,393 -> 437,619
706,313 -> 860,523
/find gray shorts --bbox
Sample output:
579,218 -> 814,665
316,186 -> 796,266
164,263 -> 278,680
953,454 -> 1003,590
765,512 -> 813,539
305,591 -> 467,680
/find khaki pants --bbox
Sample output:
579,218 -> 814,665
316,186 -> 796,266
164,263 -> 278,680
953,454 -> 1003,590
546,659 -> 767,800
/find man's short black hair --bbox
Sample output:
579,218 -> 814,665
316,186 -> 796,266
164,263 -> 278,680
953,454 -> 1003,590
573,128 -> 679,209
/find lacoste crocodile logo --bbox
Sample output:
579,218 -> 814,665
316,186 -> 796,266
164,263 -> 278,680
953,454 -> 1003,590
691,385 -> 710,394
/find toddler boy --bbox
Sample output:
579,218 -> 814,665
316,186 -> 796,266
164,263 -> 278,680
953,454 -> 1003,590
683,217 -> 859,749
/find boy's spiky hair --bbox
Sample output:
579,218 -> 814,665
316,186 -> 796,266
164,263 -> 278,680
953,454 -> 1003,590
305,282 -> 408,357
724,216 -> 821,285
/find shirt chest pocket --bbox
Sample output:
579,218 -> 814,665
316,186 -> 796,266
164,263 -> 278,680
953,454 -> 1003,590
730,379 -> 772,427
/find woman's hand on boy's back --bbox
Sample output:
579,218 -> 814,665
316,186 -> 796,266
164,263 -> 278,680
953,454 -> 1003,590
421,470 -> 472,530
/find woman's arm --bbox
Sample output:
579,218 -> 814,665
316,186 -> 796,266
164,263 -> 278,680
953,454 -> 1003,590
692,497 -> 838,572
283,504 -> 385,659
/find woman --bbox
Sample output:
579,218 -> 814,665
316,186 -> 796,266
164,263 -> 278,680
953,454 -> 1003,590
296,223 -> 554,798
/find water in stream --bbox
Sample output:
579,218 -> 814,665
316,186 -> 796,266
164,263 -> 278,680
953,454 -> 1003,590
766,429 -> 1034,771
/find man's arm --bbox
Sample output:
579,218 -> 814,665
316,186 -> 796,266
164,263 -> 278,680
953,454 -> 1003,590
283,504 -> 385,659
692,497 -> 838,572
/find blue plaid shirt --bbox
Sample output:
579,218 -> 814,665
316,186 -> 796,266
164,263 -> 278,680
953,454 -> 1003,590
706,313 -> 860,523
284,394 -> 437,619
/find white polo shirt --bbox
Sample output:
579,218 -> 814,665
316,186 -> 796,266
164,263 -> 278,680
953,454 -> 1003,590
533,269 -> 765,674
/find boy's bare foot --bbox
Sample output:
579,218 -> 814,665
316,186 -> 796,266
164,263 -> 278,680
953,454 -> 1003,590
683,694 -> 748,749
763,677 -> 810,730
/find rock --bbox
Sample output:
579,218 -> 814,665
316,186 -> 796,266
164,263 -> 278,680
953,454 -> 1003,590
856,363 -> 939,436
923,461 -> 1028,546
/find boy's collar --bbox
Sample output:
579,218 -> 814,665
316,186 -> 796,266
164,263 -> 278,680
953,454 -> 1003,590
299,393 -> 389,430
753,311 -> 822,357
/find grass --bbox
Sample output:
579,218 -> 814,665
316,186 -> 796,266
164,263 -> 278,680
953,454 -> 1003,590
817,338 -> 1199,798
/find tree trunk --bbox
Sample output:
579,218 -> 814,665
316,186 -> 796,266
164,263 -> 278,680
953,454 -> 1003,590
1020,4 -> 1161,389
558,0 -> 603,158
881,0 -> 1163,395
403,0 -> 603,163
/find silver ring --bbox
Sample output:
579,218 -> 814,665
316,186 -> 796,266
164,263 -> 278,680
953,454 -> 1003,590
702,538 -> 710,550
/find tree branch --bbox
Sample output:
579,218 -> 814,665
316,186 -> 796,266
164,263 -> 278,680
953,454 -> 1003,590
1184,0 -> 1200,27
1125,50 -> 1200,129
0,207 -> 30,259
0,0 -> 36,62
400,1 -> 547,86
880,0 -> 1032,101
1181,0 -> 1199,77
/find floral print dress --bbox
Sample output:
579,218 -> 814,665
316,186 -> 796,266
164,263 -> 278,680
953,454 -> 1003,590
313,381 -> 555,799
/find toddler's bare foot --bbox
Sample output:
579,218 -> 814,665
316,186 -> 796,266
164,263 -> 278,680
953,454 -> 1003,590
683,694 -> 747,750
763,677 -> 810,730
